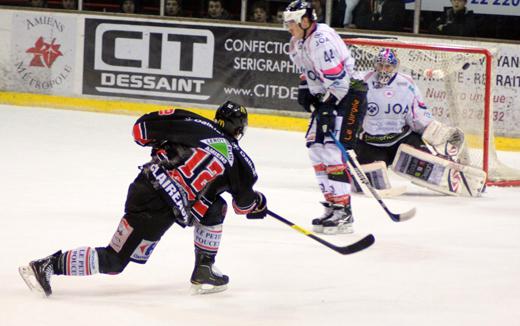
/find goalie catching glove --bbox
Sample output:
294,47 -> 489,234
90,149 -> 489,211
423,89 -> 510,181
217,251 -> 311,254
422,120 -> 465,159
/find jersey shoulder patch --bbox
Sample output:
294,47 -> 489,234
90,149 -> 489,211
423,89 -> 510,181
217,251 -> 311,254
200,138 -> 234,166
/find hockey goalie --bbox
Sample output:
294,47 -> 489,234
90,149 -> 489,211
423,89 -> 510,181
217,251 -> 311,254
353,48 -> 486,197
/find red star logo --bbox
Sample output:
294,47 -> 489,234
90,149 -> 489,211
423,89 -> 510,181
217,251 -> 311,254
26,37 -> 63,68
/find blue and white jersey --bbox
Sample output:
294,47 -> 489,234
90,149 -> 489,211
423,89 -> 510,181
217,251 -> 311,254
288,23 -> 355,101
360,71 -> 433,147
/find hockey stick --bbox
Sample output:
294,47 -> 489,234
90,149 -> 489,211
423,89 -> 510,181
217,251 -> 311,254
329,132 -> 416,222
267,209 -> 375,255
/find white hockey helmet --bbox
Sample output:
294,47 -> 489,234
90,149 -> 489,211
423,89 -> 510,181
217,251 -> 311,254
283,0 -> 317,28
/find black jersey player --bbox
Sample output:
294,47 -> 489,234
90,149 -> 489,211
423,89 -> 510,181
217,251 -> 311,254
19,101 -> 267,296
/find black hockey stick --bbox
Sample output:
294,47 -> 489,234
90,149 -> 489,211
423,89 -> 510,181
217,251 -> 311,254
329,132 -> 416,222
267,210 -> 375,255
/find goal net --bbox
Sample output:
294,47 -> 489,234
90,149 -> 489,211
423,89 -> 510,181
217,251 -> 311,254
345,38 -> 520,187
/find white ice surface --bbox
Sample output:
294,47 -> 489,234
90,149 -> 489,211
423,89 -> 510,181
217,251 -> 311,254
1,105 -> 520,326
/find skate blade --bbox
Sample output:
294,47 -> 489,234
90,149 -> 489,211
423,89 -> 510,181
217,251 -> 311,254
312,225 -> 324,233
190,283 -> 228,295
18,266 -> 47,298
323,224 -> 354,235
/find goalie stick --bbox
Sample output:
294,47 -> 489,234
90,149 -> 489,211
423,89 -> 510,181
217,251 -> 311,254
329,132 -> 416,222
267,210 -> 375,255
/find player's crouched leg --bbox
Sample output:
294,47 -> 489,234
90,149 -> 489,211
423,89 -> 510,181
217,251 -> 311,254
96,247 -> 129,274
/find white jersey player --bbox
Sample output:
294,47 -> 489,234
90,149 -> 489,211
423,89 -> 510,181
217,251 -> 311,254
288,22 -> 355,102
354,48 -> 485,197
284,0 -> 368,234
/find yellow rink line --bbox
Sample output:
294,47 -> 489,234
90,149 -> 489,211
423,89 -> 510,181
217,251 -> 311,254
0,92 -> 308,132
1,91 -> 519,151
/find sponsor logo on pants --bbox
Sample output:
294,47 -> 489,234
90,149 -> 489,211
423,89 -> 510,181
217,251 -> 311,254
130,240 -> 158,263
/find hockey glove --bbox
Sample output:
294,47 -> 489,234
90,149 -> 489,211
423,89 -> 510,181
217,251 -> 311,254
349,79 -> 369,93
316,93 -> 338,134
246,192 -> 267,219
298,80 -> 318,113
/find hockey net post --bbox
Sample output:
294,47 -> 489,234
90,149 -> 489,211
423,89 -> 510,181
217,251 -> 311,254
345,38 -> 520,187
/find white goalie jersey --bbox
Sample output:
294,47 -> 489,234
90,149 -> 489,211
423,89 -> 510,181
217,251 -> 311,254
360,71 -> 434,146
288,23 -> 355,101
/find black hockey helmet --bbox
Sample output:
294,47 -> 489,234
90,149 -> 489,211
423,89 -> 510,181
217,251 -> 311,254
214,100 -> 248,140
283,0 -> 316,26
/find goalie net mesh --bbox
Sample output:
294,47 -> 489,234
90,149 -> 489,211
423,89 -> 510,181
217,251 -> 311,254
345,38 -> 520,187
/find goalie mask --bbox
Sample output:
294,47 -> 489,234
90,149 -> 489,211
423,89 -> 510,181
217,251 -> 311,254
283,0 -> 316,29
215,101 -> 248,140
374,48 -> 399,87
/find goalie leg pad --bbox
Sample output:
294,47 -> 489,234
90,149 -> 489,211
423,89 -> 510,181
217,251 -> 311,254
351,161 -> 391,192
360,161 -> 392,190
391,144 -> 486,197
349,159 -> 407,197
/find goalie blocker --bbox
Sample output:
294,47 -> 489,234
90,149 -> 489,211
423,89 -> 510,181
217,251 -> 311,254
391,144 -> 486,197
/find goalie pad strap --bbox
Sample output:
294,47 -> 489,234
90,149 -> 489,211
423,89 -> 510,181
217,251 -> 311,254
391,144 -> 486,197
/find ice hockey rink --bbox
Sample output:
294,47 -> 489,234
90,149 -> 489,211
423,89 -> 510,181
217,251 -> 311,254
1,104 -> 520,326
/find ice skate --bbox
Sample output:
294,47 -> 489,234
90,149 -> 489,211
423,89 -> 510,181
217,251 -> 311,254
322,205 -> 354,234
311,201 -> 334,233
190,252 -> 229,295
19,251 -> 61,297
